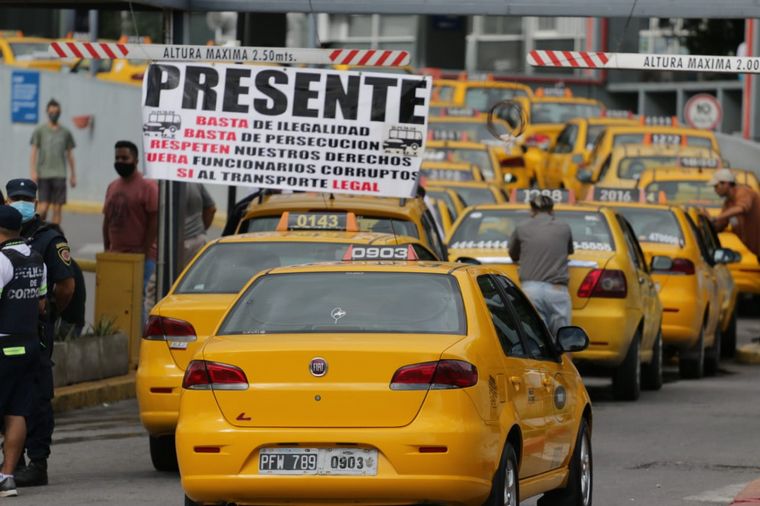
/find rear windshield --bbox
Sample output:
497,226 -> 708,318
530,102 -> 602,124
464,87 -> 529,111
643,180 -> 723,208
449,210 -> 614,252
219,272 -> 466,335
617,156 -> 679,180
432,85 -> 455,103
424,148 -> 494,179
10,42 -> 52,60
175,242 -> 353,294
421,168 -> 476,182
451,186 -> 497,207
616,207 -> 684,246
239,214 -> 420,238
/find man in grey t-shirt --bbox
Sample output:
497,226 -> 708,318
182,184 -> 216,268
508,194 -> 573,336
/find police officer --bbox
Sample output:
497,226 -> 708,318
5,179 -> 75,487
0,205 -> 46,498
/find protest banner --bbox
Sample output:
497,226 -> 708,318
141,63 -> 430,197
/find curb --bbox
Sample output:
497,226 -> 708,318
52,373 -> 136,413
732,479 -> 760,504
736,343 -> 760,365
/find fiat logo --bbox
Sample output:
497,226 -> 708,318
310,357 -> 328,377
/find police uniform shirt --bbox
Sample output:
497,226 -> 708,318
0,241 -> 47,337
21,216 -> 73,306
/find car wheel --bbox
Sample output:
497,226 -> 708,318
641,329 -> 663,391
537,419 -> 593,506
721,311 -> 737,358
612,332 -> 640,401
704,326 -> 722,377
149,435 -> 179,472
483,441 -> 519,506
679,320 -> 705,379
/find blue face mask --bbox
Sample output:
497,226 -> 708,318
10,201 -> 36,223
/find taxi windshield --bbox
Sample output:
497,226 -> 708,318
426,190 -> 459,220
449,210 -> 614,251
219,272 -> 467,335
530,102 -> 602,125
644,181 -> 723,208
586,125 -> 609,147
421,168 -> 476,182
424,149 -> 493,179
617,156 -> 680,180
175,242 -> 353,294
239,214 -> 420,238
464,87 -> 529,111
10,42 -> 53,60
451,186 -> 497,207
428,122 -> 492,143
616,207 -> 685,246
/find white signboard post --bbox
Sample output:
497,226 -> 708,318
684,94 -> 722,130
141,63 -> 430,198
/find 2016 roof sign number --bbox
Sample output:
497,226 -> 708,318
592,187 -> 640,203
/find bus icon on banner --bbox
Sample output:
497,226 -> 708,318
383,125 -> 423,156
143,110 -> 182,138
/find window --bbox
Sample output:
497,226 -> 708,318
617,208 -> 684,247
684,213 -> 713,265
615,216 -> 646,271
496,276 -> 557,361
477,276 -> 526,357
482,17 -> 523,35
411,244 -> 438,261
422,211 -> 447,259
552,124 -> 579,154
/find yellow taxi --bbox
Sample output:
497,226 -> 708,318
177,253 -> 593,506
435,181 -> 508,208
429,79 -> 533,115
636,167 -> 760,298
428,115 -> 512,144
599,199 -> 723,378
236,193 -> 448,260
138,226 -> 439,471
421,161 -> 485,184
424,139 -> 523,188
542,117 -> 639,190
425,186 -> 465,235
446,193 -> 664,400
0,36 -> 63,71
510,89 -> 604,186
430,79 -> 459,110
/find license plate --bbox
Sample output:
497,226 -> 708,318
259,447 -> 378,476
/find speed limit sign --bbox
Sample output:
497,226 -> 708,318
684,93 -> 722,130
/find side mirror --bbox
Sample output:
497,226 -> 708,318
456,257 -> 482,265
576,169 -> 593,183
503,172 -> 516,184
556,326 -> 590,353
714,248 -> 741,264
570,153 -> 584,164
650,255 -> 673,271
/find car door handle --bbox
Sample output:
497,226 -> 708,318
510,376 -> 523,391
542,376 -> 553,390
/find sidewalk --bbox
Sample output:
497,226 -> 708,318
52,373 -> 135,413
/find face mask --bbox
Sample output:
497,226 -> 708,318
114,162 -> 136,178
10,201 -> 36,223
48,112 -> 60,123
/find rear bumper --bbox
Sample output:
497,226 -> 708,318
136,341 -> 183,436
177,390 -> 497,506
570,302 -> 638,369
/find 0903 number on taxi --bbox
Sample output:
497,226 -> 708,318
259,447 -> 378,476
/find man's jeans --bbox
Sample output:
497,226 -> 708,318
521,281 -> 572,337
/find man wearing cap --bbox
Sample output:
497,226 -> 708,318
4,179 -> 75,487
508,194 -> 574,336
0,205 -> 46,498
709,168 -> 760,260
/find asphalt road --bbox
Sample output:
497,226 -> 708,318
1,318 -> 756,506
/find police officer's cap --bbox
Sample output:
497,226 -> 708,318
0,205 -> 22,231
529,194 -> 554,212
6,179 -> 37,200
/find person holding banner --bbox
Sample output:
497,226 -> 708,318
102,140 -> 159,321
508,194 -> 574,337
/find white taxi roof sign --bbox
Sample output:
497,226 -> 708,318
510,188 -> 575,204
276,211 -> 359,232
48,42 -> 411,66
585,187 -> 645,203
342,244 -> 419,261
677,157 -> 721,169
528,50 -> 760,74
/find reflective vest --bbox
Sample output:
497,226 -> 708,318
0,240 -> 45,337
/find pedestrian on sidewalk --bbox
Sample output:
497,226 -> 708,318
182,184 -> 216,268
709,168 -> 760,260
5,178 -> 76,487
508,194 -> 574,336
0,205 -> 47,498
102,140 -> 158,321
29,99 -> 76,226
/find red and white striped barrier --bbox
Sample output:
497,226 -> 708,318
48,42 -> 411,67
528,50 -> 760,74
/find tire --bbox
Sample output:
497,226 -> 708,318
679,322 -> 705,380
704,326 -> 721,377
184,496 -> 199,506
612,333 -> 640,401
537,419 -> 593,506
483,441 -> 519,506
641,330 -> 663,391
149,435 -> 179,472
721,311 -> 737,359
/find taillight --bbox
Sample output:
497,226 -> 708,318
577,269 -> 627,298
525,134 -> 551,150
390,360 -> 478,390
182,360 -> 248,390
670,258 -> 696,275
143,315 -> 197,342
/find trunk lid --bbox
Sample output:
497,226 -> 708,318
203,333 -> 466,428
